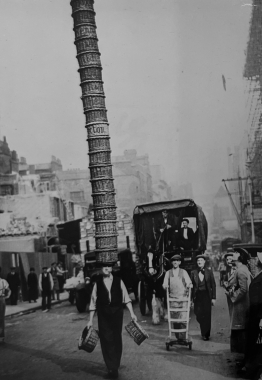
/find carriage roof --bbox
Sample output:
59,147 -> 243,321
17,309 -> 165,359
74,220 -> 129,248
133,199 -> 208,251
134,199 -> 202,217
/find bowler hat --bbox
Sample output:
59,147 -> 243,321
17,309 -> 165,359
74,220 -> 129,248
170,254 -> 182,262
196,254 -> 206,261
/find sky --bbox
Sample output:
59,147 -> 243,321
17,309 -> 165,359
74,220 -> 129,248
0,0 -> 252,197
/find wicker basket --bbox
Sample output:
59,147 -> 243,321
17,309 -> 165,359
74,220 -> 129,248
96,235 -> 118,249
92,192 -> 116,207
96,250 -> 118,263
125,320 -> 149,346
94,207 -> 117,221
78,327 -> 99,353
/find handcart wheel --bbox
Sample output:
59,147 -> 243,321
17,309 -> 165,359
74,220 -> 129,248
166,343 -> 170,351
188,342 -> 192,350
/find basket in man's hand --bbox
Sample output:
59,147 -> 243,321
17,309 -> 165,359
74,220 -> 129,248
78,327 -> 99,353
125,320 -> 149,346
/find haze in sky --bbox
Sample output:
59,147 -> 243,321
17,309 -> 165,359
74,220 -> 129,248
0,0 -> 251,197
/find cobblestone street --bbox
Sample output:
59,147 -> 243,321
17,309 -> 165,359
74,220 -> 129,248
1,275 -> 242,380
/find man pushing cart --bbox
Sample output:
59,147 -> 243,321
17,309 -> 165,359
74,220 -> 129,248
163,254 -> 193,350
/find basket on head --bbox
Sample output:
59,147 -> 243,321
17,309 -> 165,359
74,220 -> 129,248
78,327 -> 99,353
125,320 -> 149,346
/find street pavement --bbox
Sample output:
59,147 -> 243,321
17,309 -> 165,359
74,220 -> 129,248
5,292 -> 69,318
1,273 -> 244,380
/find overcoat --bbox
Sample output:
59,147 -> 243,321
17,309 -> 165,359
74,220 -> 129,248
230,264 -> 251,330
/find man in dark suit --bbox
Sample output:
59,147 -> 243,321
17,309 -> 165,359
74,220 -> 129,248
178,218 -> 195,250
155,209 -> 174,252
6,267 -> 20,305
191,255 -> 216,340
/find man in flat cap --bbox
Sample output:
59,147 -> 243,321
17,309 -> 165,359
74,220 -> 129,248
191,255 -> 216,340
178,218 -> 195,251
87,262 -> 137,379
163,254 -> 192,340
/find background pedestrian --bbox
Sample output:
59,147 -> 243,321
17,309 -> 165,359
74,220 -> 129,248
0,267 -> 11,343
27,267 -> 38,303
49,263 -> 60,301
226,250 -> 251,353
6,267 -> 20,305
191,255 -> 216,341
39,267 -> 54,312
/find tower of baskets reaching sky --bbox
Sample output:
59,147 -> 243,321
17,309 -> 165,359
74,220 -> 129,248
70,0 -> 118,263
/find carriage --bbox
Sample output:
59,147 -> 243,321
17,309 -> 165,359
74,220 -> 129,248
133,199 -> 208,316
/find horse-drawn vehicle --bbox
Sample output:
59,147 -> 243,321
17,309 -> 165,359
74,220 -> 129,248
133,199 -> 208,315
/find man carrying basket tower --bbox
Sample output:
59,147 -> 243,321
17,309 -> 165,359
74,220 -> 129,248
87,263 -> 137,379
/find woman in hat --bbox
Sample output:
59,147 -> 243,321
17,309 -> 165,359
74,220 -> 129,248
163,254 -> 192,340
226,250 -> 251,353
87,262 -> 137,379
191,255 -> 216,341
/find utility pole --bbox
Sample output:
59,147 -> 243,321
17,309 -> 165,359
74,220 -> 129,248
222,176 -> 257,243
248,176 -> 255,243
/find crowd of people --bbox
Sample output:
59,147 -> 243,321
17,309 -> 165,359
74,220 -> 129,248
218,249 -> 262,378
0,262 -> 67,343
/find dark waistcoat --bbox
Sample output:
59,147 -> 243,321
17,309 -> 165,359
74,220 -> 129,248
97,275 -> 122,309
42,274 -> 51,291
198,277 -> 207,291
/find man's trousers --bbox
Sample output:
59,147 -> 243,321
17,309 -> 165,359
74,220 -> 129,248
42,290 -> 51,310
194,290 -> 212,338
97,305 -> 124,372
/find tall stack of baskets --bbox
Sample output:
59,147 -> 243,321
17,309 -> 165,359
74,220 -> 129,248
70,0 -> 118,264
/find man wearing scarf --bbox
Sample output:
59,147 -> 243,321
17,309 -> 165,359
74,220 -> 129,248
191,255 -> 216,340
87,263 -> 137,379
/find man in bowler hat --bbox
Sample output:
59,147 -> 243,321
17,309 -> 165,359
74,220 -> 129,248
191,255 -> 216,340
87,262 -> 137,379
